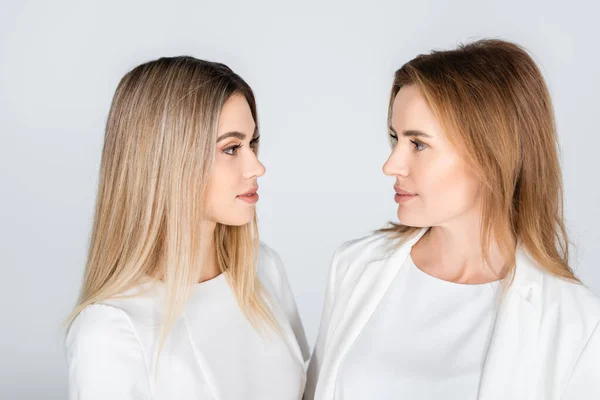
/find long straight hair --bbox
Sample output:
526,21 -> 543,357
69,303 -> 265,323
379,39 -> 578,285
65,56 -> 276,356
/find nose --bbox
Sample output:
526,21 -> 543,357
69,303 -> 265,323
243,151 -> 266,179
382,149 -> 409,177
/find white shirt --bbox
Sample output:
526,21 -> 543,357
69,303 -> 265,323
336,254 -> 501,399
305,227 -> 600,400
66,243 -> 309,400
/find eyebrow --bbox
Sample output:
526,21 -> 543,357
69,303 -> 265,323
388,126 -> 432,139
216,127 -> 259,143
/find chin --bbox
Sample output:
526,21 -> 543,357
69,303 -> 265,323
396,210 -> 429,228
218,212 -> 255,227
228,219 -> 254,227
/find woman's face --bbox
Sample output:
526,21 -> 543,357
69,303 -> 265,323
382,85 -> 482,228
205,94 -> 265,226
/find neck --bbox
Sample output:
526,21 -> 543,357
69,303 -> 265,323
412,211 -> 507,284
151,220 -> 220,283
198,220 -> 219,283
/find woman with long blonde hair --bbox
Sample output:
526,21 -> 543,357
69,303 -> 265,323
305,40 -> 600,399
65,56 -> 309,399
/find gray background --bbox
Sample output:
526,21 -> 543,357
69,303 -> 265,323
1,0 -> 598,398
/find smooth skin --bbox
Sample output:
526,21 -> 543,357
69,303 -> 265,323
383,85 -> 505,284
199,94 -> 266,282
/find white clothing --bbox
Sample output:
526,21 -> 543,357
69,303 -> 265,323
66,243 -> 309,400
305,227 -> 600,400
337,254 -> 501,399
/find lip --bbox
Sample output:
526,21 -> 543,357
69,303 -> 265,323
236,187 -> 259,204
393,186 -> 417,204
238,187 -> 258,197
394,186 -> 416,195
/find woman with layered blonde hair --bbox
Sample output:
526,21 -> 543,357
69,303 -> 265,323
65,56 -> 308,400
305,40 -> 600,399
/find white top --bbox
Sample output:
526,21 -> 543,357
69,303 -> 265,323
65,243 -> 309,400
305,228 -> 600,400
336,254 -> 501,399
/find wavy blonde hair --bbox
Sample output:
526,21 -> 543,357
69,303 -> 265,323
65,56 -> 276,353
379,39 -> 578,284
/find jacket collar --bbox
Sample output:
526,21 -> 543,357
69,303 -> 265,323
315,227 -> 545,400
477,247 -> 545,398
315,227 -> 428,399
507,246 -> 544,307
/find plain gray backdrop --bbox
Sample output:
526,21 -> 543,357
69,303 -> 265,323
1,0 -> 599,398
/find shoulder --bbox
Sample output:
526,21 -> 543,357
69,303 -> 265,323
514,244 -> 600,325
257,242 -> 288,293
66,304 -> 137,349
98,283 -> 163,326
65,304 -> 152,396
514,249 -> 600,326
335,230 -> 398,261
65,285 -> 162,362
539,274 -> 600,390
258,241 -> 282,270
523,258 -> 600,374
541,270 -> 600,326
328,230 -> 404,282
65,303 -> 149,371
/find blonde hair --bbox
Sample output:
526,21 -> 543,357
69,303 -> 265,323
379,39 -> 578,284
65,56 -> 276,355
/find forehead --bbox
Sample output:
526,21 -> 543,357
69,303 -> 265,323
218,94 -> 256,134
391,85 -> 449,142
392,85 -> 436,126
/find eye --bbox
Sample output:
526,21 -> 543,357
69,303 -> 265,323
249,136 -> 260,151
389,133 -> 398,146
223,144 -> 242,156
411,140 -> 426,151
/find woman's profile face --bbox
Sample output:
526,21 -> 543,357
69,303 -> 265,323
382,85 -> 482,228
205,94 -> 265,226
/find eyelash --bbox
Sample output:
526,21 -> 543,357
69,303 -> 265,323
389,134 -> 426,151
223,137 -> 260,156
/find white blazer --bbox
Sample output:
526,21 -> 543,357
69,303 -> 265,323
65,243 -> 310,400
305,227 -> 600,400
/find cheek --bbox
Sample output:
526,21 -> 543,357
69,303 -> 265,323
212,157 -> 240,193
402,154 -> 481,225
204,157 -> 256,226
429,158 -> 480,212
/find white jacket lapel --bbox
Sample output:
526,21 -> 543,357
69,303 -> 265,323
478,248 -> 544,399
315,228 -> 428,399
